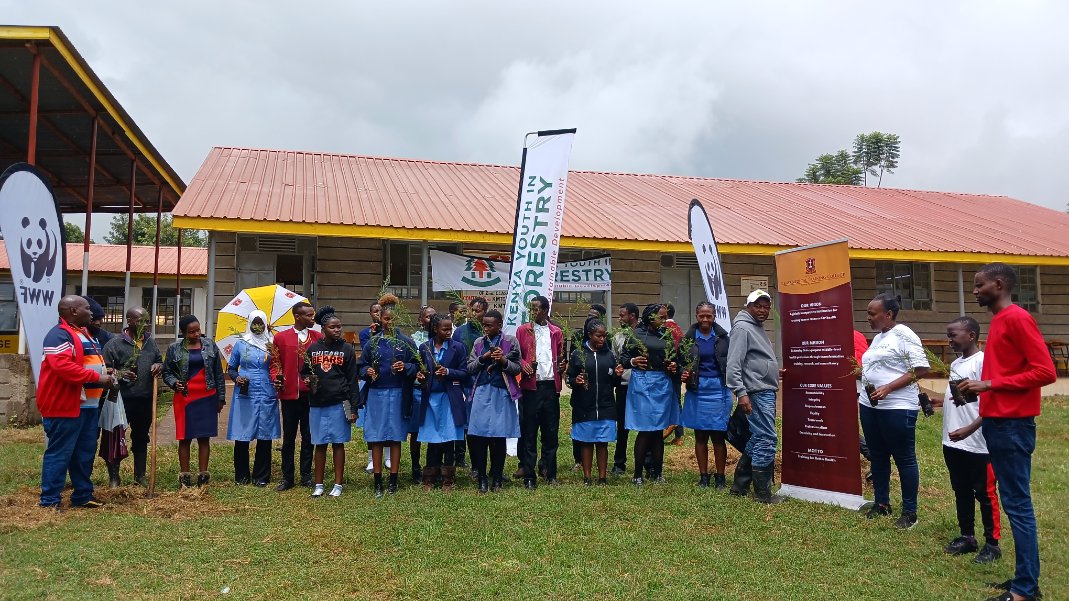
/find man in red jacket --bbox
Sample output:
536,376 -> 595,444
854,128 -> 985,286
38,295 -> 116,508
516,295 -> 564,489
271,301 -> 322,491
961,263 -> 1056,601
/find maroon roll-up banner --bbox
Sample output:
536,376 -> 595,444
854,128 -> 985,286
775,240 -> 867,509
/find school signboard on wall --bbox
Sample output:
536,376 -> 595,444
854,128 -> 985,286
0,164 -> 66,383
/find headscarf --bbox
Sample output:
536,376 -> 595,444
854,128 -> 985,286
640,303 -> 663,329
243,310 -> 271,351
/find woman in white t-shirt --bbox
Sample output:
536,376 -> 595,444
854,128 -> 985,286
859,293 -> 929,529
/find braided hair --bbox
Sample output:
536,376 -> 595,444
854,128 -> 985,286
315,305 -> 338,326
427,312 -> 452,338
640,303 -> 663,328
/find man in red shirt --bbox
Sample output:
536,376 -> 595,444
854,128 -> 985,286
271,301 -> 322,491
961,263 -> 1055,601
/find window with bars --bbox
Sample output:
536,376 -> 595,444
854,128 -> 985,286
385,241 -> 461,299
142,289 -> 193,327
1013,266 -> 1040,312
874,262 -> 933,311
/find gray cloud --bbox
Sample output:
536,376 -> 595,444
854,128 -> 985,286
6,0 -> 1067,243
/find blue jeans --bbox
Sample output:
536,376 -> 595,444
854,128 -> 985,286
983,417 -> 1039,598
40,407 -> 100,507
744,389 -> 778,468
859,405 -> 919,513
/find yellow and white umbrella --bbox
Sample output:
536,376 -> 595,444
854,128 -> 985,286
216,284 -> 308,364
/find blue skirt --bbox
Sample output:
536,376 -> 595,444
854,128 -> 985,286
309,404 -> 352,445
572,419 -> 617,443
681,376 -> 732,431
418,390 -> 465,443
625,370 -> 679,432
364,387 -> 408,443
407,388 -> 423,434
467,384 -> 520,438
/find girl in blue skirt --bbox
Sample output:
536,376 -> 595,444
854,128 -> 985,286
567,318 -> 624,485
621,304 -> 679,485
302,307 -> 358,498
681,302 -> 732,489
359,298 -> 419,498
416,313 -> 468,491
465,309 -> 522,493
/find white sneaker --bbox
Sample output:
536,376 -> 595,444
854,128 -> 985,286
310,484 -> 325,498
385,455 -> 392,469
365,456 -> 374,473
328,484 -> 343,498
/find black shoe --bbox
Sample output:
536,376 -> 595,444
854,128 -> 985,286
985,581 -> 1041,600
107,462 -> 122,489
491,477 -> 503,492
411,466 -> 423,484
729,454 -> 753,497
196,472 -> 210,487
374,482 -> 385,499
945,536 -> 978,555
387,481 -> 398,495
300,477 -> 314,488
583,478 -> 593,486
974,544 -> 1001,564
455,459 -> 469,469
864,503 -> 892,519
133,453 -> 147,487
235,476 -> 251,485
985,594 -> 1037,601
470,469 -> 480,480
632,477 -> 644,486
179,472 -> 194,488
697,474 -> 710,488
544,478 -> 559,486
274,480 -> 294,492
610,466 -> 626,476
524,478 -> 537,490
713,474 -> 726,490
500,474 -> 512,483
596,478 -> 607,486
73,497 -> 104,509
477,477 -> 489,494
254,480 -> 268,488
894,512 -> 918,530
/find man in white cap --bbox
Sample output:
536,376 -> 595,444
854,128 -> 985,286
725,289 -> 784,504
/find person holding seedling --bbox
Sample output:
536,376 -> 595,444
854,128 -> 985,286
567,317 -> 623,485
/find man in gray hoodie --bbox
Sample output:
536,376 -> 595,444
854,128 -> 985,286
725,290 -> 784,504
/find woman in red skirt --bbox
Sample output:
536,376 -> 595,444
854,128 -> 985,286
163,315 -> 226,488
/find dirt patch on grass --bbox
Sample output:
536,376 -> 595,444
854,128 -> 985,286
0,484 -> 234,532
661,437 -> 743,475
0,427 -> 44,445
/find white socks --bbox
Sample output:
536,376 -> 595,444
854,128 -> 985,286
311,484 -> 325,498
329,484 -> 343,498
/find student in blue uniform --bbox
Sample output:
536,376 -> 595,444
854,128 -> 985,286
567,318 -> 624,485
465,309 -> 522,493
416,313 -> 468,491
680,302 -> 732,489
621,304 -> 679,485
227,310 -> 282,486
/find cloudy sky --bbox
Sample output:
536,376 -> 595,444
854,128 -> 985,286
7,1 -> 1069,237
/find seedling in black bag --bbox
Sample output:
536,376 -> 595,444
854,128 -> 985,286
918,392 -> 935,417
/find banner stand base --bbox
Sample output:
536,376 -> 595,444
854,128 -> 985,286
777,484 -> 868,510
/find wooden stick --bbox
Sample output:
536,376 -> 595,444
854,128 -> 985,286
148,377 -> 158,498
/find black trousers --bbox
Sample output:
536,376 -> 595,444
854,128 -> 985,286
468,435 -> 505,480
454,436 -> 467,466
123,394 -> 153,456
943,445 -> 1001,545
234,439 -> 272,483
280,396 -> 313,484
426,442 -> 456,469
520,381 -> 560,480
613,384 -> 629,470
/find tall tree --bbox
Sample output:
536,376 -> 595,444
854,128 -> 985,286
104,214 -> 206,247
851,131 -> 900,188
62,220 -> 86,244
797,150 -> 863,185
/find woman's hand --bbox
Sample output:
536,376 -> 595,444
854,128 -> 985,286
435,365 -> 448,377
522,362 -> 535,376
174,382 -> 187,395
415,371 -> 427,383
348,414 -> 357,424
614,364 -> 624,377
681,370 -> 690,383
392,360 -> 405,374
366,368 -> 378,380
631,356 -> 648,370
666,361 -> 678,375
870,385 -> 893,402
235,376 -> 249,386
574,373 -> 586,387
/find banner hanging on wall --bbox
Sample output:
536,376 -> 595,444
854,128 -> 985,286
775,239 -> 866,510
0,164 -> 66,384
430,250 -> 609,293
503,129 -> 576,335
687,199 -> 731,332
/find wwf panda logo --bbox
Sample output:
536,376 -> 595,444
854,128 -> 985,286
19,216 -> 59,284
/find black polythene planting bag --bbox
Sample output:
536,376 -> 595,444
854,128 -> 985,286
726,405 -> 751,453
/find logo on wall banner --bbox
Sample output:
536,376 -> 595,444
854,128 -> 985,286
462,257 -> 502,288
687,199 -> 731,332
502,129 -> 576,335
0,164 -> 67,384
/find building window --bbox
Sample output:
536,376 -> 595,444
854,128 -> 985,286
385,242 -> 460,300
143,288 -> 193,327
0,282 -> 18,332
875,262 -> 932,311
1013,266 -> 1040,312
83,287 -> 127,334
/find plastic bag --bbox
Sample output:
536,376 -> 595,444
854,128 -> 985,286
99,390 -> 129,431
726,404 -> 751,453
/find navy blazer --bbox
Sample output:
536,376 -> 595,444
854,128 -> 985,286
418,338 -> 469,428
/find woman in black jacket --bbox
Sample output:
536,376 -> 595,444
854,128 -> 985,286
680,302 -> 732,489
567,318 -> 624,485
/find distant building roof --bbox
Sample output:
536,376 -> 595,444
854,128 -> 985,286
174,146 -> 1069,264
0,243 -> 206,277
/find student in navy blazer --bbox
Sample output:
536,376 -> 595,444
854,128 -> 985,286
416,313 -> 469,491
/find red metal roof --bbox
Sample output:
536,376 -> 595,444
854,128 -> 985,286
0,243 -> 207,276
174,146 -> 1069,258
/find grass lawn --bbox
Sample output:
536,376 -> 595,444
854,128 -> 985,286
1,396 -> 1066,600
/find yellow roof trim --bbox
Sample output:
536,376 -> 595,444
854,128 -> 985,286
0,26 -> 184,197
177,216 -> 1069,264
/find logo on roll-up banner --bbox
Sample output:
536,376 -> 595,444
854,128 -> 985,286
0,164 -> 67,383
687,199 -> 731,333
